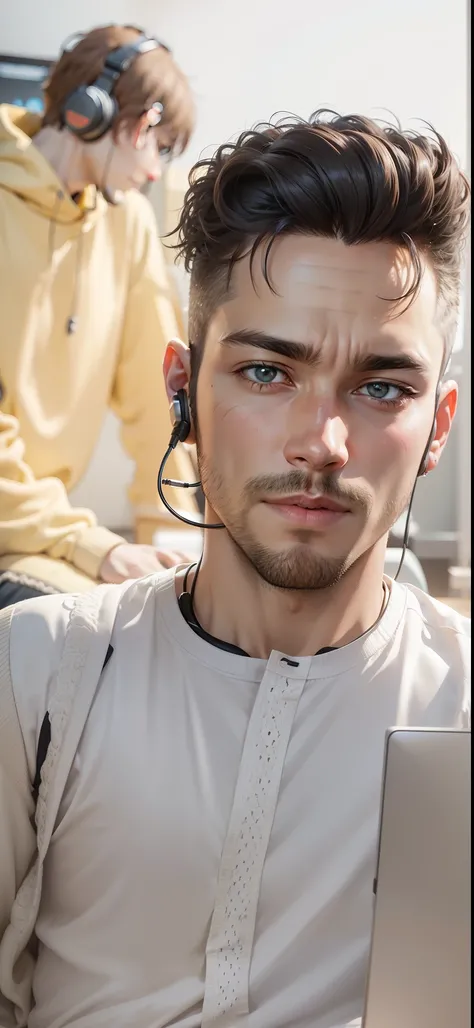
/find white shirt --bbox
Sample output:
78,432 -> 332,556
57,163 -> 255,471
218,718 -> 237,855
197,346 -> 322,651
5,571 -> 471,1028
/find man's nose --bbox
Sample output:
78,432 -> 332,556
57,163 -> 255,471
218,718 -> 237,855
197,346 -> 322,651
283,398 -> 349,473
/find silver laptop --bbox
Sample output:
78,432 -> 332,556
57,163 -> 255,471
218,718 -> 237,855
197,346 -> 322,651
363,728 -> 471,1028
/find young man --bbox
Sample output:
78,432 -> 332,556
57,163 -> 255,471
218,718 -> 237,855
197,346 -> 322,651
0,112 -> 470,1027
0,24 -> 198,609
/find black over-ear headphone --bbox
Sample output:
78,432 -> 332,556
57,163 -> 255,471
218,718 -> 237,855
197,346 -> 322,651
60,31 -> 170,142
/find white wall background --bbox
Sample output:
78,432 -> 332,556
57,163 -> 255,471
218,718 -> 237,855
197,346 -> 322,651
1,0 -> 469,552
143,0 -> 468,171
4,1 -> 465,167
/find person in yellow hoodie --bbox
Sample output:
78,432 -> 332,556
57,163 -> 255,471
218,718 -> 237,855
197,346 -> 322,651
0,24 -> 199,608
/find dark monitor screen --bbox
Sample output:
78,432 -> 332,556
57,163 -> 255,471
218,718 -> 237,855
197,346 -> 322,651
0,53 -> 52,114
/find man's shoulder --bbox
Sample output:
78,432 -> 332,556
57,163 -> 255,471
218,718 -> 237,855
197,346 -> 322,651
0,577 -> 169,776
109,189 -> 164,271
4,587 -> 114,699
3,583 -> 124,698
402,585 -> 470,641
118,188 -> 156,231
398,584 -> 470,725
0,592 -> 91,781
4,591 -> 72,679
5,571 -> 174,690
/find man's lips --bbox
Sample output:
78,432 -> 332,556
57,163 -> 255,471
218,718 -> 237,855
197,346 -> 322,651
265,494 -> 350,512
263,494 -> 350,527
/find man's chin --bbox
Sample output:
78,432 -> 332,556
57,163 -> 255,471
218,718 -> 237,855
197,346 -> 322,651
240,540 -> 350,591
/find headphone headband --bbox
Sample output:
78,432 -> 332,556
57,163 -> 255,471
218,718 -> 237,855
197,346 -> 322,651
93,35 -> 161,99
60,26 -> 170,61
60,28 -> 171,141
105,35 -> 169,77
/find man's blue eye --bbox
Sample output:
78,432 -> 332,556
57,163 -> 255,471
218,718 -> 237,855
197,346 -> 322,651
250,366 -> 279,383
361,382 -> 403,401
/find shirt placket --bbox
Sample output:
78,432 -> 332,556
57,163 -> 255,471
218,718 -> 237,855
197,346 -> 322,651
201,651 -> 313,1025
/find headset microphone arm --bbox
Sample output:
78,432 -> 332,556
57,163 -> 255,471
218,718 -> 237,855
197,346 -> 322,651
162,477 -> 201,488
157,444 -> 224,529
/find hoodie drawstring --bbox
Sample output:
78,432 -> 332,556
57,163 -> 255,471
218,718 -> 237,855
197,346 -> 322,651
47,188 -> 87,335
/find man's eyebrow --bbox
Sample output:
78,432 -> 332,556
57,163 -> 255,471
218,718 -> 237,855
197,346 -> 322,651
220,330 -> 428,375
220,330 -> 322,366
352,353 -> 429,375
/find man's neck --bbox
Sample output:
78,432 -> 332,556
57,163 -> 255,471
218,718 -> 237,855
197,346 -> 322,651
33,125 -> 90,196
190,532 -> 388,660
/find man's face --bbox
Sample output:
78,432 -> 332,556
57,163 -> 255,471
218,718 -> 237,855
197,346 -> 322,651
86,116 -> 169,198
183,236 -> 456,589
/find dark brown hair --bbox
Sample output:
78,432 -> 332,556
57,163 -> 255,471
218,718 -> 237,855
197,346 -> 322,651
175,111 -> 470,361
43,24 -> 195,153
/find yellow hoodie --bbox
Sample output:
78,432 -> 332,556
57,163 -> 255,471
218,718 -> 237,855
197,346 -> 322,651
0,105 -> 198,586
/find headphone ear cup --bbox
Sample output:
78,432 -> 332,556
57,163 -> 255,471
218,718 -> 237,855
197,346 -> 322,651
62,86 -> 117,140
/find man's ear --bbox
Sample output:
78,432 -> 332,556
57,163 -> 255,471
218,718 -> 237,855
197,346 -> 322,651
132,112 -> 151,150
423,380 -> 458,473
163,339 -> 195,444
132,106 -> 163,149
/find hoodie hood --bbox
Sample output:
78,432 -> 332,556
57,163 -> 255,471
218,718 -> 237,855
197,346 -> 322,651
0,104 -> 104,224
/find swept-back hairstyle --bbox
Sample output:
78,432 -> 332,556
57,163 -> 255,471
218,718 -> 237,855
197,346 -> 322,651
175,111 -> 470,381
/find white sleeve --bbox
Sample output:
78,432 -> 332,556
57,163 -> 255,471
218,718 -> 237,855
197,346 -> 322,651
0,605 -> 36,1025
0,596 -> 70,1024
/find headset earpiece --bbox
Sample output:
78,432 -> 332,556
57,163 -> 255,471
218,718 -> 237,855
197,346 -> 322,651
158,389 -> 222,528
417,422 -> 437,477
417,387 -> 441,477
170,389 -> 191,446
